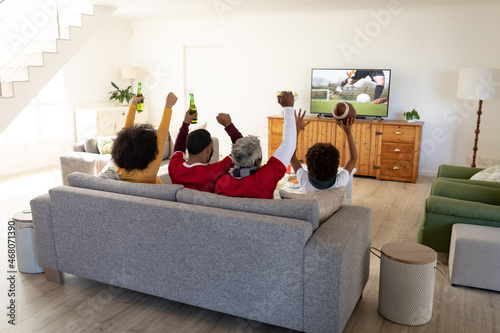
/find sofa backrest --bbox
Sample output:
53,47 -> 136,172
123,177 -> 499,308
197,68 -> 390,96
67,172 -> 183,201
176,188 -> 320,229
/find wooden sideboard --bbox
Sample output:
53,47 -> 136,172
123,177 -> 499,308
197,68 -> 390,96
268,116 -> 424,183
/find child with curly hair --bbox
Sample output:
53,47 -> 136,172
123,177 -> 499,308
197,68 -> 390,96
290,116 -> 357,193
98,92 -> 177,183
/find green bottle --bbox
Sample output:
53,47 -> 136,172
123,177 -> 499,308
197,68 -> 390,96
136,82 -> 144,113
189,93 -> 198,124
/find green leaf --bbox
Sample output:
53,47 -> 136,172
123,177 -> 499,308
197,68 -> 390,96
111,82 -> 119,89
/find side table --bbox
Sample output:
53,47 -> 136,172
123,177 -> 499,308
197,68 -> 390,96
372,242 -> 445,326
11,210 -> 44,274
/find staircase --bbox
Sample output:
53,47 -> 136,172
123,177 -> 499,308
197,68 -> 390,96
0,0 -> 116,134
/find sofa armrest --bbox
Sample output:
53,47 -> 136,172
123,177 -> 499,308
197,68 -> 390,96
303,205 -> 372,333
60,152 -> 111,185
30,194 -> 59,271
418,196 -> 500,252
437,164 -> 483,179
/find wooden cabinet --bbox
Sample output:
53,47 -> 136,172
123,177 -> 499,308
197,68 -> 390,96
268,116 -> 424,183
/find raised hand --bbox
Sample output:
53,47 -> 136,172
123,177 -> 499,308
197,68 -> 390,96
165,92 -> 178,109
216,113 -> 232,128
183,109 -> 198,124
131,95 -> 144,106
277,91 -> 294,108
337,117 -> 354,133
294,108 -> 310,133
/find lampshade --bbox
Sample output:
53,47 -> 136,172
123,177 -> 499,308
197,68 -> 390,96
120,66 -> 142,80
457,68 -> 500,101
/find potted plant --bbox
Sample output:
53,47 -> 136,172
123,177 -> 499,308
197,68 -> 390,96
403,109 -> 420,122
108,82 -> 135,104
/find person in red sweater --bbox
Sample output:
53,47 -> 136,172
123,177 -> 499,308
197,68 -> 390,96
215,91 -> 297,199
168,110 -> 243,192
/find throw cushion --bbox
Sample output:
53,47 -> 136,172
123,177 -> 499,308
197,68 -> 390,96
470,164 -> 500,182
176,188 -> 320,230
84,138 -> 99,154
279,186 -> 346,226
97,137 -> 114,155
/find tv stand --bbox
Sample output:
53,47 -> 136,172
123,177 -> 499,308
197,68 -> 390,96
268,116 -> 424,183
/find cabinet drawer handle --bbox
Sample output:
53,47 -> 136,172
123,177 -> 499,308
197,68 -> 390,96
395,131 -> 403,135
393,166 -> 400,170
394,148 -> 401,152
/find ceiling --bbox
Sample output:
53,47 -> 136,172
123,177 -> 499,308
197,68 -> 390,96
88,0 -> 499,19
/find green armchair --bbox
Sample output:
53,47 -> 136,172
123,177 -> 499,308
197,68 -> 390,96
417,164 -> 500,253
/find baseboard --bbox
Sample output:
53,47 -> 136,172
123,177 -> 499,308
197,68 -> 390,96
0,162 -> 60,180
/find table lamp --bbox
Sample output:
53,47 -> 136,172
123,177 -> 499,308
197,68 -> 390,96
456,68 -> 500,167
120,66 -> 142,92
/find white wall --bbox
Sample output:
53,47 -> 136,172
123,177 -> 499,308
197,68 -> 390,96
0,17 -> 130,178
129,2 -> 500,176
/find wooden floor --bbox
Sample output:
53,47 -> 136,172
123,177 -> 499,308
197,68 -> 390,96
0,168 -> 499,332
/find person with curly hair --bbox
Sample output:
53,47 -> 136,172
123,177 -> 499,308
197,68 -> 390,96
99,92 -> 177,183
215,91 -> 298,199
168,110 -> 243,192
290,116 -> 357,194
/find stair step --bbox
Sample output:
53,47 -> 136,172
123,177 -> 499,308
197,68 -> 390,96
1,66 -> 29,82
1,52 -> 44,67
0,81 -> 14,98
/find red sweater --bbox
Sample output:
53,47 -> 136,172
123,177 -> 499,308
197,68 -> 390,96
215,157 -> 286,199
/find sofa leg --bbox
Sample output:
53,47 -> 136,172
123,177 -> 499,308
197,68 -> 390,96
45,268 -> 64,284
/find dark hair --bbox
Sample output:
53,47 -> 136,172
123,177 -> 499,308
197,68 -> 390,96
305,142 -> 340,181
187,129 -> 212,155
111,124 -> 158,172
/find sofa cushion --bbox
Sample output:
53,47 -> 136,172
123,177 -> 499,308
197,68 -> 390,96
470,164 -> 500,183
162,133 -> 171,160
67,172 -> 183,201
176,188 -> 320,230
84,138 -> 99,154
279,186 -> 346,226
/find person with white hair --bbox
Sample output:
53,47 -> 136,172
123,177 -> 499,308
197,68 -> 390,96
215,91 -> 299,199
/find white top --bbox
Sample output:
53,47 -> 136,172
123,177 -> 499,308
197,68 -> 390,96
296,168 -> 350,194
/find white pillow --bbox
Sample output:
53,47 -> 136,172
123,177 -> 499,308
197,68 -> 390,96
470,164 -> 500,182
280,186 -> 346,226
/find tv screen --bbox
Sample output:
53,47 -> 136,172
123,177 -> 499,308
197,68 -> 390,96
310,68 -> 391,119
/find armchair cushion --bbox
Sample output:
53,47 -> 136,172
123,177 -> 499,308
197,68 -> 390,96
431,179 -> 500,206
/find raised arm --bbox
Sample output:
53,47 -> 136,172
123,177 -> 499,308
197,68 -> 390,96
173,109 -> 198,153
338,118 -> 358,174
216,113 -> 243,143
272,91 -> 297,167
123,96 -> 144,128
290,109 -> 310,173
156,92 -> 177,157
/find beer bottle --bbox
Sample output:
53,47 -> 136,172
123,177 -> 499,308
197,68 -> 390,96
189,93 -> 198,124
136,82 -> 144,113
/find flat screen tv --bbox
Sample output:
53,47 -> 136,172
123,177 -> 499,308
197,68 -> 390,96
310,68 -> 391,119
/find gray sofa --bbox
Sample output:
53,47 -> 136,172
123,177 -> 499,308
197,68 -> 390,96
60,136 -> 220,185
30,172 -> 372,333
